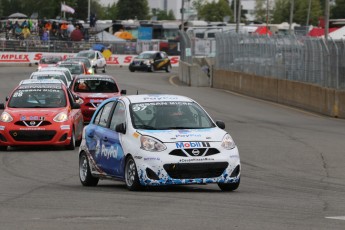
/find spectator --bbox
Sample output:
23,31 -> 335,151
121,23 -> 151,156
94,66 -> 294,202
21,25 -> 31,39
89,13 -> 96,28
70,25 -> 83,41
21,20 -> 28,28
41,28 -> 49,44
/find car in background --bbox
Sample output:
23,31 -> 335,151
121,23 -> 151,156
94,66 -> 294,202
35,55 -> 63,70
0,79 -> 84,151
75,50 -> 106,73
57,61 -> 89,79
29,70 -> 71,87
64,57 -> 94,74
78,94 -> 240,191
70,74 -> 126,123
128,51 -> 171,73
38,66 -> 73,83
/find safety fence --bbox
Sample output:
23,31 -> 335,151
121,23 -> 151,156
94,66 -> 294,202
216,34 -> 345,89
179,30 -> 345,90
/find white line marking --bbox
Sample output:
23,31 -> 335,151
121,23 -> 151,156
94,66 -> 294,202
325,216 -> 345,220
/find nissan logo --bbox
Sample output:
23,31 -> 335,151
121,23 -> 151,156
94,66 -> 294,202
30,121 -> 36,126
192,149 -> 200,156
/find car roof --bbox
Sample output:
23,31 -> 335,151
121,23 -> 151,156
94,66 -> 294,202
39,67 -> 71,72
31,71 -> 66,76
123,94 -> 194,104
19,79 -> 64,86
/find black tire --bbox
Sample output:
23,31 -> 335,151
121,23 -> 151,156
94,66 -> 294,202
79,152 -> 99,186
218,178 -> 240,191
94,67 -> 97,74
102,66 -> 106,73
0,145 -> 7,151
165,64 -> 171,73
129,67 -> 135,72
125,156 -> 142,191
65,130 -> 76,150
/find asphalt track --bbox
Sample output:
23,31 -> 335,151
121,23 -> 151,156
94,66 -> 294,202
0,66 -> 345,230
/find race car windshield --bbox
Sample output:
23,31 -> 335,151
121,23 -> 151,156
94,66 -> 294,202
137,53 -> 155,59
77,52 -> 95,59
8,88 -> 67,108
59,64 -> 83,74
130,101 -> 216,130
74,79 -> 118,93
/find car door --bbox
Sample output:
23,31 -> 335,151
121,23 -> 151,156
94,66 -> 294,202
104,101 -> 127,177
97,51 -> 106,67
85,101 -> 115,174
66,88 -> 83,138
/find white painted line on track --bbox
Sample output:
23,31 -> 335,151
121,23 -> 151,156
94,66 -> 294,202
325,216 -> 345,221
169,75 -> 179,87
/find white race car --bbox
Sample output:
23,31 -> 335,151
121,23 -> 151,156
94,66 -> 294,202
78,94 -> 241,191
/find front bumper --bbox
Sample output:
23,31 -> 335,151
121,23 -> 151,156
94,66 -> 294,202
0,123 -> 72,146
134,146 -> 241,186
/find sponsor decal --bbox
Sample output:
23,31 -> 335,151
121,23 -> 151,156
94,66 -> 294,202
144,157 -> 160,161
20,116 -> 45,121
175,133 -> 202,138
175,142 -> 210,148
96,143 -> 119,159
77,78 -> 113,82
134,156 -> 142,159
179,157 -> 214,163
19,128 -> 45,130
0,126 -> 5,130
60,125 -> 70,130
90,99 -> 104,103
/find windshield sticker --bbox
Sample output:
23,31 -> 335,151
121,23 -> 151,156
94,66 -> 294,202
77,78 -> 113,82
175,142 -> 210,148
19,85 -> 62,90
132,102 -> 193,111
13,89 -> 61,97
143,96 -> 179,101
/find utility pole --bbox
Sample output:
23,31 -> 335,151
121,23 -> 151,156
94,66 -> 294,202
325,0 -> 330,40
181,0 -> 185,31
88,0 -> 91,23
234,0 -> 237,23
266,0 -> 269,34
306,0 -> 312,27
236,0 -> 241,33
289,0 -> 294,35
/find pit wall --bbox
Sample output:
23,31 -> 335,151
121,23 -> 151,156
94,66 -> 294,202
213,69 -> 345,118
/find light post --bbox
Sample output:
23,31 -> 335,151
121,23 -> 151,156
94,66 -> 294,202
181,0 -> 190,31
325,0 -> 330,40
289,0 -> 294,35
88,0 -> 91,23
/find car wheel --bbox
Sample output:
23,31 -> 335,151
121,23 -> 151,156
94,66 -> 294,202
94,68 -> 97,74
102,66 -> 106,73
165,65 -> 172,73
66,129 -> 76,150
129,67 -> 135,72
0,145 -> 7,151
125,156 -> 142,191
217,178 -> 240,191
79,152 -> 99,186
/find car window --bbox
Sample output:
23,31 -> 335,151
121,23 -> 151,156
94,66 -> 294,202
110,101 -> 126,131
8,87 -> 67,108
33,74 -> 68,86
130,101 -> 215,129
74,78 -> 118,93
94,102 -> 114,127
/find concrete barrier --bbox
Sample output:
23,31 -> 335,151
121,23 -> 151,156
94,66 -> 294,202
179,60 -> 210,87
213,69 -> 345,118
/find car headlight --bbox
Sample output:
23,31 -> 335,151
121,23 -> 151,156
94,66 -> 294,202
221,133 -> 236,150
0,112 -> 13,122
53,112 -> 68,122
140,136 -> 166,152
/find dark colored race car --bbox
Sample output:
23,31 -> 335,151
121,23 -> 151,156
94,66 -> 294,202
0,79 -> 84,151
128,51 -> 172,73
70,74 -> 126,123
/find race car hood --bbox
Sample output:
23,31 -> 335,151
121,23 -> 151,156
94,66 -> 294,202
5,108 -> 67,120
137,128 -> 226,143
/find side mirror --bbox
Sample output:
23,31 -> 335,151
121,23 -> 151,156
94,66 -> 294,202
115,123 -> 126,134
216,120 -> 225,129
71,102 -> 81,109
121,89 -> 127,95
73,94 -> 80,100
0,103 -> 4,109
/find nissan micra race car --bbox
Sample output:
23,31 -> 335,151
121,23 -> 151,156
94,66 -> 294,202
78,94 -> 240,191
0,79 -> 84,150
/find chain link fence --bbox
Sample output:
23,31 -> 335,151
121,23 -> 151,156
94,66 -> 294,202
216,33 -> 345,89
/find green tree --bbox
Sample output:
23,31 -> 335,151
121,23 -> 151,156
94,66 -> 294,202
103,2 -> 117,20
254,0 -> 266,23
294,0 -> 322,25
199,0 -> 232,22
152,9 -> 176,20
331,0 -> 345,19
116,0 -> 149,20
272,0 -> 290,23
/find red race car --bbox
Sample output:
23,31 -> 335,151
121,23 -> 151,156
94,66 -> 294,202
0,79 -> 84,151
69,74 -> 126,123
